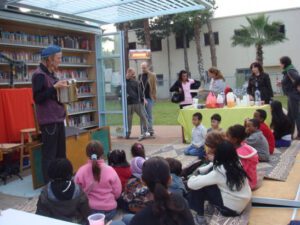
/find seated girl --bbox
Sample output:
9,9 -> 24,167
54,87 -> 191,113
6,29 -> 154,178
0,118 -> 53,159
165,158 -> 187,197
108,149 -> 132,190
227,125 -> 259,190
36,159 -> 90,225
122,156 -> 151,213
270,100 -> 293,147
111,157 -> 195,225
188,141 -> 252,224
131,142 -> 146,159
75,141 -> 122,222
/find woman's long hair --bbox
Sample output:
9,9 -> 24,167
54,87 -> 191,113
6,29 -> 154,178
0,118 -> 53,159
208,67 -> 225,81
213,141 -> 248,191
86,141 -> 104,182
142,157 -> 186,225
178,70 -> 189,82
250,62 -> 264,75
270,100 -> 290,130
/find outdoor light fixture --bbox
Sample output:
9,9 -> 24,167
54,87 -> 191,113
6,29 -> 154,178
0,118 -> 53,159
129,49 -> 151,60
19,7 -> 30,13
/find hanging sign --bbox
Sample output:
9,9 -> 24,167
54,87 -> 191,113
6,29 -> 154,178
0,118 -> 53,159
129,49 -> 151,60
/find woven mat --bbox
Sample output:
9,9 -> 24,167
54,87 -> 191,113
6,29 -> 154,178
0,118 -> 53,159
257,141 -> 300,181
148,144 -> 198,168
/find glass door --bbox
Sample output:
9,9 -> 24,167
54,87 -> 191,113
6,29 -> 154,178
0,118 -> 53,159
96,32 -> 127,137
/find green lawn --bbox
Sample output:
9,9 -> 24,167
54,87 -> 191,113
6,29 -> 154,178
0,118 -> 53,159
131,95 -> 288,125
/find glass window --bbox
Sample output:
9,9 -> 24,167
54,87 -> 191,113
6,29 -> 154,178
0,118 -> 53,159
156,74 -> 164,86
151,38 -> 162,51
175,35 -> 190,49
204,32 -> 219,46
101,35 -> 120,56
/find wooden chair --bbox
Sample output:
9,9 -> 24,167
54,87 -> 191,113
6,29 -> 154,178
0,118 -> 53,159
20,128 -> 37,172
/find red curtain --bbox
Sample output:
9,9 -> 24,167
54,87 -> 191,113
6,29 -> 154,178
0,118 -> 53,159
0,88 -> 35,143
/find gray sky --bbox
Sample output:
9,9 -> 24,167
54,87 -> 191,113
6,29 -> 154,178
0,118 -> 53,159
214,0 -> 300,18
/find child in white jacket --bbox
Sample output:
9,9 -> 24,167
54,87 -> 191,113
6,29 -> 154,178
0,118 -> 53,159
188,141 -> 251,224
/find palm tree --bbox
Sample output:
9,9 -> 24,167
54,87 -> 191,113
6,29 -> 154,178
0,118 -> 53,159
117,22 -> 130,70
207,18 -> 217,67
143,19 -> 153,68
232,14 -> 286,65
193,13 -> 206,84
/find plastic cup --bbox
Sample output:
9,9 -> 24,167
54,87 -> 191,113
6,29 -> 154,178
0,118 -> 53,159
88,213 -> 105,225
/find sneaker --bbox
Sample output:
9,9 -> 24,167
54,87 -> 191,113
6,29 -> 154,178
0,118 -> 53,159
150,131 -> 155,136
125,132 -> 131,139
145,132 -> 151,137
194,215 -> 207,225
138,134 -> 146,141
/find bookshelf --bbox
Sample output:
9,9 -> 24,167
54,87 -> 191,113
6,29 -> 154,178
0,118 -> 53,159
0,17 -> 101,130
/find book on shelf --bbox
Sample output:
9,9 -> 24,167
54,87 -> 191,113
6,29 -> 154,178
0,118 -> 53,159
68,114 -> 96,128
0,29 -> 90,50
0,52 -> 87,64
67,100 -> 95,113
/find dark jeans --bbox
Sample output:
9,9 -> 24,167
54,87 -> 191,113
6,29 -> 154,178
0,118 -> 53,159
40,122 -> 66,182
188,185 -> 238,217
288,97 -> 300,137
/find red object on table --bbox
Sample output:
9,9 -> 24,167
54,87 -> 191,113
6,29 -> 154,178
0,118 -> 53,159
0,88 -> 35,143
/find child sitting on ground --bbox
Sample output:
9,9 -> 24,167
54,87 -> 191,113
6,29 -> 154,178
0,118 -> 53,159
131,142 -> 146,159
207,113 -> 222,133
122,156 -> 151,213
75,141 -> 122,222
36,159 -> 90,224
108,149 -> 132,190
227,125 -> 259,190
245,119 -> 270,162
270,100 -> 293,147
254,109 -> 275,154
185,112 -> 207,158
165,158 -> 187,197
188,141 -> 251,224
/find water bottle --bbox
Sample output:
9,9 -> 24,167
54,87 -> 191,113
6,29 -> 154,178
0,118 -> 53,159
254,81 -> 261,106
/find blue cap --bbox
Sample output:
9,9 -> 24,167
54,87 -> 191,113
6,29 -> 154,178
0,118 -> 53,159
41,45 -> 61,58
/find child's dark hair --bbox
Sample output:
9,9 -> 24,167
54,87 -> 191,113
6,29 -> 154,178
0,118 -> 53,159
249,118 -> 260,129
227,125 -> 247,144
48,158 -> 73,181
108,149 -> 129,167
86,141 -> 104,182
131,143 -> 146,158
256,109 -> 267,121
193,112 -> 202,121
142,157 -> 186,225
214,141 -> 248,191
165,158 -> 182,176
211,113 -> 221,122
270,100 -> 290,130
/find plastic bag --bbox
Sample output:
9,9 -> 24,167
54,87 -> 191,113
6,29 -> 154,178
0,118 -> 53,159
206,92 -> 217,108
226,92 -> 236,108
216,94 -> 224,108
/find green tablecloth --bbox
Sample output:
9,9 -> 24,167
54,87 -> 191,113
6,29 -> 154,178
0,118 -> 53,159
178,105 -> 271,143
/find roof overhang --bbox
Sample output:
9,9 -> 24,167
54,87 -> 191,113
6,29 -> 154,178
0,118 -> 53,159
4,0 -> 212,25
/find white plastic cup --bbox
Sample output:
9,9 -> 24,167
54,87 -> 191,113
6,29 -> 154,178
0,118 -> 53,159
88,213 -> 105,225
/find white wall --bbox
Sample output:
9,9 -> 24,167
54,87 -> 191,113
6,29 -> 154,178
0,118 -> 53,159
128,8 -> 300,99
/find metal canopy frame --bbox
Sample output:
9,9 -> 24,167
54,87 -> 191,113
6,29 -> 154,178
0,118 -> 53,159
6,0 -> 212,24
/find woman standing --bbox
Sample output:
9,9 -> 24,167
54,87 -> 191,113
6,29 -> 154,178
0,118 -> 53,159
247,62 -> 273,104
170,70 -> 200,109
208,67 -> 226,95
278,56 -> 300,138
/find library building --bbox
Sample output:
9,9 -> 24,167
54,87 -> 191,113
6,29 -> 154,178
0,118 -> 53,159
1,1 -> 300,225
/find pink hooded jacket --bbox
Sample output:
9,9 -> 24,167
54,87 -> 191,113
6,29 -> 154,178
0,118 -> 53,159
236,143 -> 259,190
75,159 -> 122,211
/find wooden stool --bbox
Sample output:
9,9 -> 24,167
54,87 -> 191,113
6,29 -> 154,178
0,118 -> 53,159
20,128 -> 36,172
0,143 -> 23,184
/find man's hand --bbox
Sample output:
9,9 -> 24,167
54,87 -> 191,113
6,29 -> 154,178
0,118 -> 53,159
54,80 -> 68,89
144,98 -> 148,105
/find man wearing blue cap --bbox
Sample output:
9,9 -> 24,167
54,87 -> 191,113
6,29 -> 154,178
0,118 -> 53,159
32,45 -> 68,182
